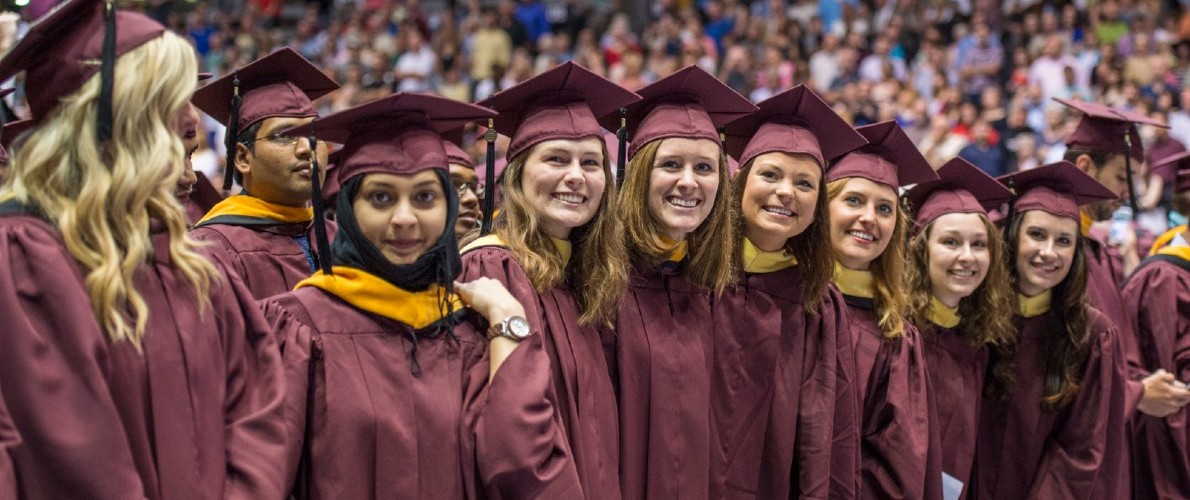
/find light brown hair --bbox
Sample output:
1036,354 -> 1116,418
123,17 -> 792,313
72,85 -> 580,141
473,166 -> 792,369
732,157 -> 833,310
492,141 -> 628,326
617,139 -> 737,293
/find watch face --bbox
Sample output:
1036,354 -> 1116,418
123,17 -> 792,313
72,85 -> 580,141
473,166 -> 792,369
507,316 -> 531,339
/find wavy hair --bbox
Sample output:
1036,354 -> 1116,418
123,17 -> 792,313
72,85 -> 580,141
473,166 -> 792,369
827,178 -> 908,338
732,156 -> 833,310
5,32 -> 217,350
492,140 -> 628,326
990,211 -> 1091,410
618,139 -> 737,293
904,214 -> 1016,396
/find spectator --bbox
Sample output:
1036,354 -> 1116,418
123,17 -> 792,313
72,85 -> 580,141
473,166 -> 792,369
959,119 -> 1007,176
957,20 -> 1003,102
469,7 -> 512,85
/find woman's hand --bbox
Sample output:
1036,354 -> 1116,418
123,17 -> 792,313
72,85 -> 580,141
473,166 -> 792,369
454,278 -> 526,325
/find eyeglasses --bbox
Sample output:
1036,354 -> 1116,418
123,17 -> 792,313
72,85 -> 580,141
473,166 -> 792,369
452,177 -> 481,196
245,133 -> 328,148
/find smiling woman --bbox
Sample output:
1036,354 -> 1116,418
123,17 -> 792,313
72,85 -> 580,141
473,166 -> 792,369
976,161 -> 1128,500
903,157 -> 1016,500
460,61 -> 639,500
824,120 -> 943,500
606,65 -> 756,500
713,85 -> 868,499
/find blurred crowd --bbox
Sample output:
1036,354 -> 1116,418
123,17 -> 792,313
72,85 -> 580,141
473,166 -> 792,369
5,0 -> 1190,212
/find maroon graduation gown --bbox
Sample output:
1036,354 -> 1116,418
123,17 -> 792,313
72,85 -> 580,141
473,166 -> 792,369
1083,237 -> 1141,498
0,213 -> 288,499
183,173 -> 224,227
919,323 -> 987,500
190,219 -> 336,301
841,297 -> 942,500
712,267 -> 860,499
259,286 -> 581,499
976,308 -> 1128,499
461,246 -> 621,500
606,262 -> 711,500
1121,257 -> 1190,500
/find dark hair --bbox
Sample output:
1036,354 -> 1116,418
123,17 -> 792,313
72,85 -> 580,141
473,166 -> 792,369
230,121 -> 264,185
989,212 -> 1092,410
1063,148 -> 1112,169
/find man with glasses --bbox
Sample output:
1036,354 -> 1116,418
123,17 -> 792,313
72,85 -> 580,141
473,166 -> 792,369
190,48 -> 341,300
443,128 -> 483,241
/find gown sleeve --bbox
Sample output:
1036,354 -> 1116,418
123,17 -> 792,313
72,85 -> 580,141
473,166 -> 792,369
213,264 -> 288,500
0,220 -> 146,497
258,294 -> 322,498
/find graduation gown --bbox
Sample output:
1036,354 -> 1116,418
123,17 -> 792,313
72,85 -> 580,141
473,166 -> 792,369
0,211 -> 288,500
259,284 -> 581,499
976,305 -> 1128,500
1082,237 -> 1141,499
712,264 -> 860,499
460,243 -> 621,500
835,270 -> 942,500
919,319 -> 987,500
607,260 -> 711,500
1121,254 -> 1190,500
182,173 -> 224,227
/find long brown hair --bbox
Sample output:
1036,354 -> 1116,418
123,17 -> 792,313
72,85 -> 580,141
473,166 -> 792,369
991,211 -> 1092,410
618,139 -> 737,293
732,157 -> 833,310
905,214 -> 1016,396
5,33 -> 216,350
492,141 -> 628,326
827,177 -> 908,338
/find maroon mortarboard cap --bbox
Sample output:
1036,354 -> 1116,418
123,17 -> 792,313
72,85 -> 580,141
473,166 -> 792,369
284,92 -> 496,184
1056,98 -> 1167,162
602,65 -> 756,159
479,61 -> 639,161
827,120 -> 937,188
442,128 -> 475,170
0,0 -> 164,124
723,85 -> 867,171
197,72 -> 213,82
191,48 -> 339,132
906,157 -> 1013,232
998,161 -> 1116,221
1152,150 -> 1190,192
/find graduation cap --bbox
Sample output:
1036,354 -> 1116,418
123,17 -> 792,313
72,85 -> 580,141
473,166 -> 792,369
283,92 -> 496,275
0,0 -> 165,142
602,65 -> 756,161
477,61 -> 637,233
997,161 -> 1117,222
442,128 -> 475,170
1152,150 -> 1190,192
827,120 -> 938,188
479,61 -> 638,162
191,47 -> 340,190
1056,98 -> 1169,217
905,157 -> 1014,234
722,85 -> 867,173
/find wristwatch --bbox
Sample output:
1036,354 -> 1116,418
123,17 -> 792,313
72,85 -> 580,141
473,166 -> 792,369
487,315 -> 532,341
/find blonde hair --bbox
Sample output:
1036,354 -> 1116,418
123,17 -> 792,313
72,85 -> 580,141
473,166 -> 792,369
618,139 -> 737,293
827,177 -> 908,338
4,32 -> 217,349
493,141 -> 629,326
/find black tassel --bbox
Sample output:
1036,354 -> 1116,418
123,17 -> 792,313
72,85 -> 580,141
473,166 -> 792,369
308,134 -> 332,276
223,72 -> 242,192
481,118 -> 497,235
616,107 -> 627,187
1124,130 -> 1139,220
97,1 -> 116,144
